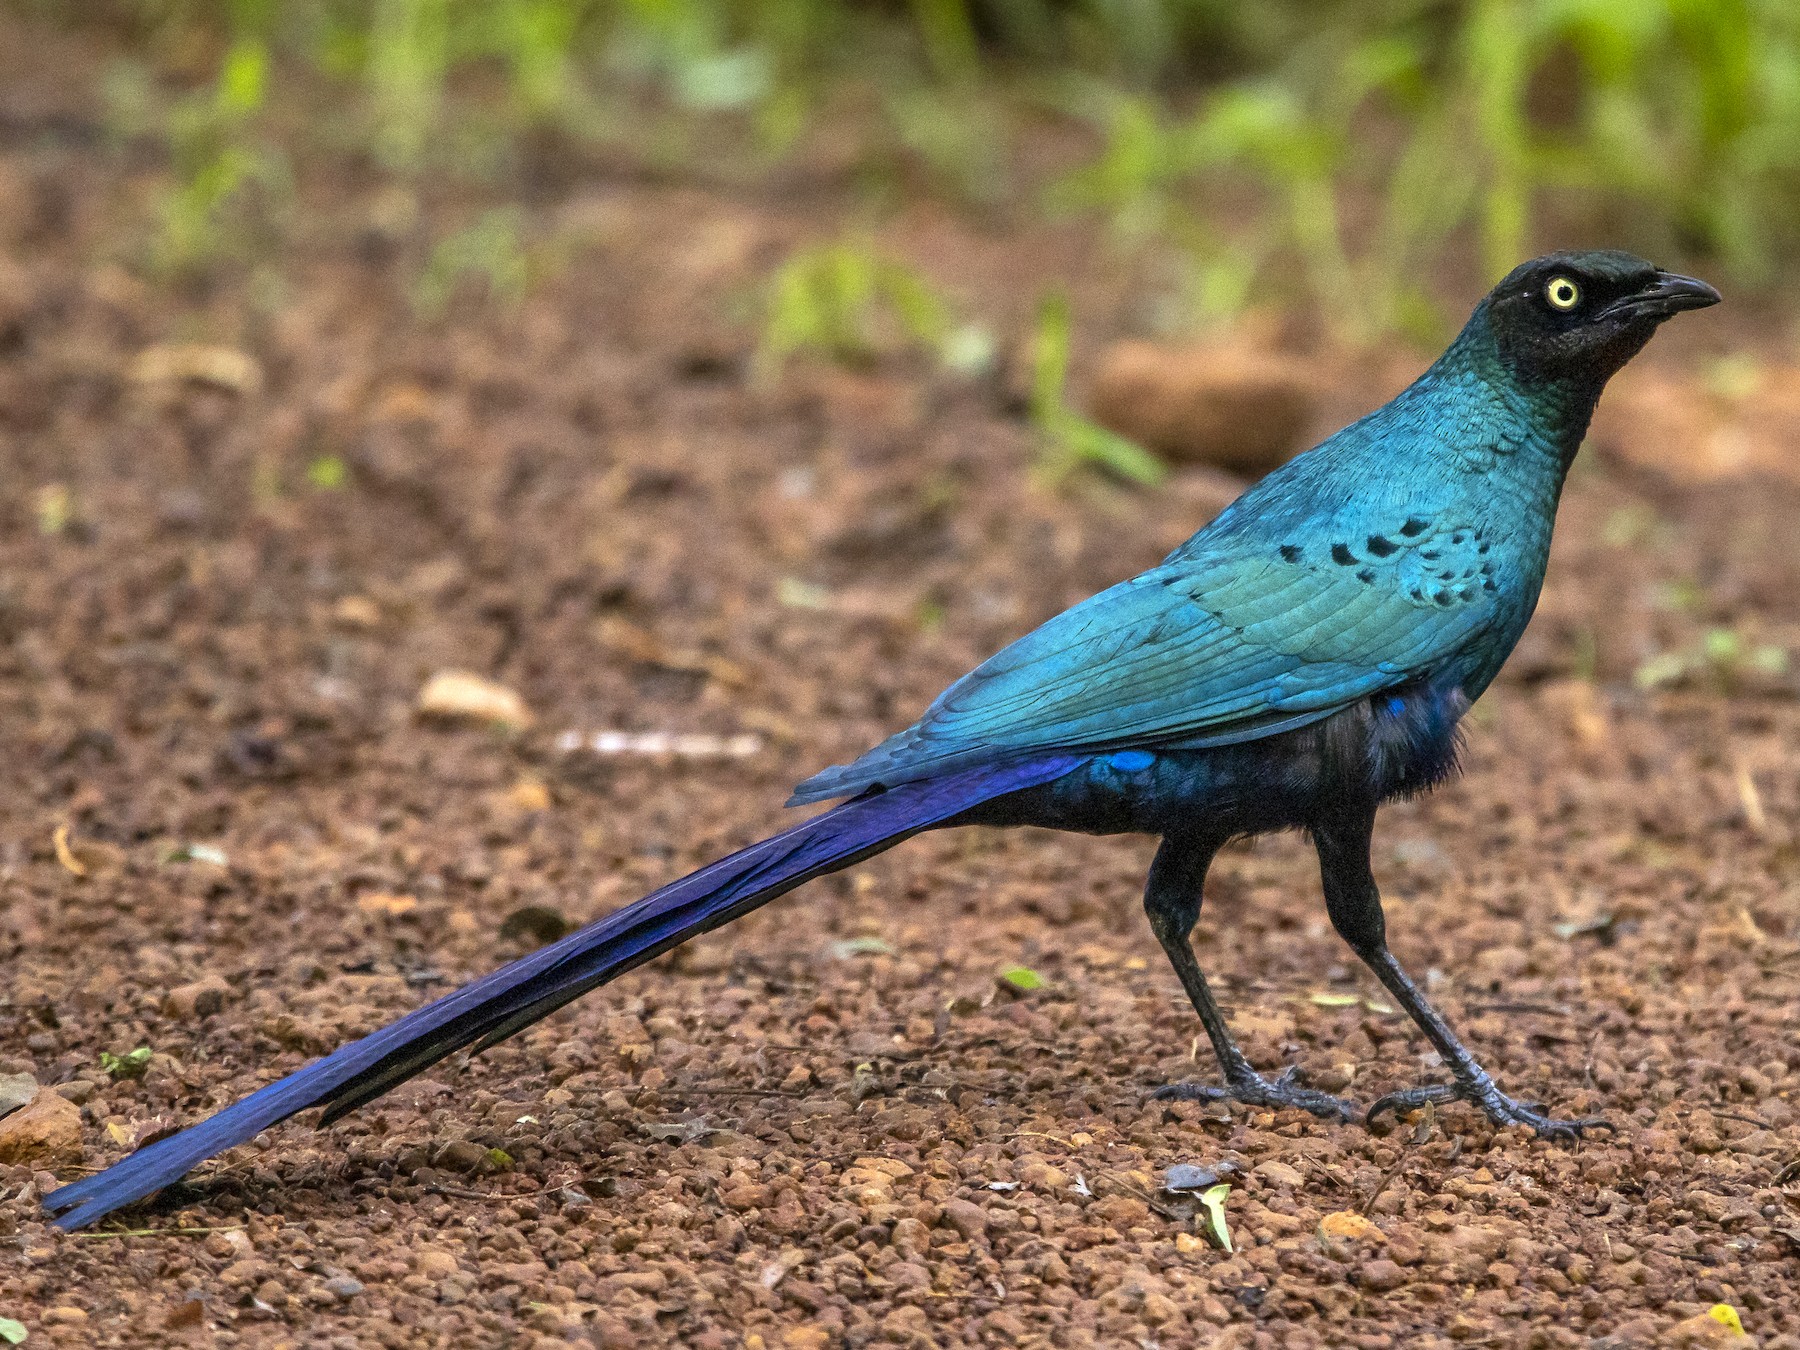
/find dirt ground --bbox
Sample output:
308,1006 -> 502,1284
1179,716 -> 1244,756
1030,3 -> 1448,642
5,19 -> 1800,1350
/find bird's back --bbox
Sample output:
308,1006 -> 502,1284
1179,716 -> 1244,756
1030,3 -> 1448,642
791,320 -> 1584,807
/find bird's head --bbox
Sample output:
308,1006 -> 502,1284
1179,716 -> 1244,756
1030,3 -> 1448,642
1481,250 -> 1719,388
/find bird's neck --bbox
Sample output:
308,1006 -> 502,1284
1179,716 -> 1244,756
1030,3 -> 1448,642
1422,310 -> 1606,476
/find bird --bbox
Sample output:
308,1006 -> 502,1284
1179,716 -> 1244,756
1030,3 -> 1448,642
43,250 -> 1717,1231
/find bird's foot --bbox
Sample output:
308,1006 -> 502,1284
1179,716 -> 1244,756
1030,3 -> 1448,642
1152,1065 -> 1355,1122
1365,1081 -> 1611,1140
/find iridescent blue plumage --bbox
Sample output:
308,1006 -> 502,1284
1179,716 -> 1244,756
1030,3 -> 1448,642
45,250 -> 1717,1230
790,285 -> 1594,806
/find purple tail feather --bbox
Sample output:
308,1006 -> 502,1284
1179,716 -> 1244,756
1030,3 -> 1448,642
42,756 -> 1078,1231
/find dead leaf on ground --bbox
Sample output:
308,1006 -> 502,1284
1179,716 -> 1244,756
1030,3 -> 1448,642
416,671 -> 534,728
129,343 -> 263,395
52,823 -> 123,880
52,823 -> 85,877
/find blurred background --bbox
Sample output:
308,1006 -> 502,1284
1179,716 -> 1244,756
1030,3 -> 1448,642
0,0 -> 1795,812
1,1 -> 1794,666
13,1 -> 1800,332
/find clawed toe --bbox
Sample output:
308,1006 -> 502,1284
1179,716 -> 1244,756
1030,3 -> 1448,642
1365,1084 -> 1458,1126
1153,1067 -> 1355,1122
1367,1081 -> 1611,1139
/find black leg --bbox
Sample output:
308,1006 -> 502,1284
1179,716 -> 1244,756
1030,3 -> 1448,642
1312,804 -> 1608,1139
1144,834 -> 1354,1121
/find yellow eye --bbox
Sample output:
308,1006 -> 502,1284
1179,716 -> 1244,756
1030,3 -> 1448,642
1545,276 -> 1581,311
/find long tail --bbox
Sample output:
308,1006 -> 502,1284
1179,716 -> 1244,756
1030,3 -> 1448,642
42,756 -> 1078,1231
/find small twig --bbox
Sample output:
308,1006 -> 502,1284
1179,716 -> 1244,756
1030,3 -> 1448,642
1467,1001 -> 1573,1018
1360,1152 -> 1411,1216
419,1181 -> 571,1203
70,1225 -> 243,1240
657,1086 -> 806,1099
421,1183 -> 502,1201
1003,1131 -> 1076,1149
1709,1108 -> 1773,1131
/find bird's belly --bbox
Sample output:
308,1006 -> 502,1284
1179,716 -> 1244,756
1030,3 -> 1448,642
957,683 -> 1469,839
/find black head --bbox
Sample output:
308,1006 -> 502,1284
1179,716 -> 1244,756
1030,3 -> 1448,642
1481,250 -> 1719,386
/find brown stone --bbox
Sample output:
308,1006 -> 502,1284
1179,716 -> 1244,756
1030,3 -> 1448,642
414,1250 -> 460,1279
1088,340 -> 1315,476
1659,1309 -> 1757,1347
1359,1259 -> 1408,1292
939,1197 -> 988,1241
163,975 -> 232,1020
1592,364 -> 1800,486
0,1087 -> 81,1165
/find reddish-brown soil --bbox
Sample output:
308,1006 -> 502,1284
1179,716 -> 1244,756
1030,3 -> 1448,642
4,17 -> 1800,1350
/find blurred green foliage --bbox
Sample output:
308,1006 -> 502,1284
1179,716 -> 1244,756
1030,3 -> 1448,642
35,0 -> 1800,329
755,234 -> 996,378
1029,290 -> 1167,486
757,236 -> 955,374
411,207 -> 535,314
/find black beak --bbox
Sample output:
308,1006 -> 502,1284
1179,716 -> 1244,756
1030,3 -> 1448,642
1599,270 -> 1721,323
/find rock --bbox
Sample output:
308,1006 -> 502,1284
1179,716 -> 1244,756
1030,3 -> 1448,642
0,1086 -> 82,1164
722,1182 -> 770,1211
1094,1194 -> 1151,1225
53,1080 -> 95,1106
1088,340 -> 1315,476
41,1306 -> 88,1325
1358,1258 -> 1408,1292
1318,1210 -> 1385,1245
415,1251 -> 460,1279
890,1217 -> 929,1253
1445,1225 -> 1508,1261
1592,363 -> 1800,487
0,1073 -> 37,1120
1253,1160 -> 1304,1189
1660,1308 -> 1756,1347
1686,1190 -> 1733,1224
433,1140 -> 488,1172
323,1275 -> 364,1300
163,976 -> 232,1020
982,1312 -> 1029,1341
940,1197 -> 988,1241
218,1259 -> 276,1289
416,671 -> 534,729
613,1269 -> 667,1295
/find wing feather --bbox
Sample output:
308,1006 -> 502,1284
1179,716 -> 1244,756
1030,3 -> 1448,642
789,539 -> 1499,804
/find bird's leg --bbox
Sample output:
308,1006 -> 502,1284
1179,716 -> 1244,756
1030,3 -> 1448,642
1312,805 -> 1609,1140
1144,834 -> 1354,1121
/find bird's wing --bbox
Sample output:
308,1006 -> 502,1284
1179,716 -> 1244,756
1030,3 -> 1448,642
789,523 -> 1499,803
